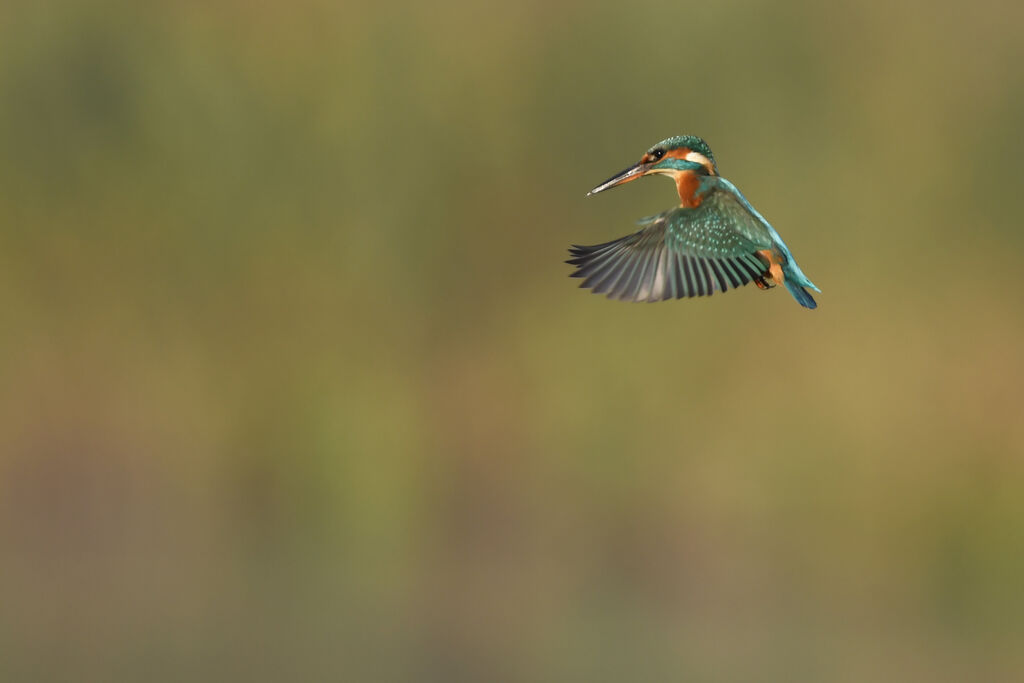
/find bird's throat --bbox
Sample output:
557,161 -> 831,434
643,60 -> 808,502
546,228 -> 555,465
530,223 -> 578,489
673,170 -> 706,208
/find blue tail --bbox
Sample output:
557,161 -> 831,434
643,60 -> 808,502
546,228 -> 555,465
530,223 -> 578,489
785,280 -> 817,309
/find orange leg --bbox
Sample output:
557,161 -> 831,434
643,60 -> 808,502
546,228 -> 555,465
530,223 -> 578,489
757,249 -> 786,286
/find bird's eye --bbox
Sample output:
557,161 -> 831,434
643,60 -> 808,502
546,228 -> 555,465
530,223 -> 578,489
651,149 -> 665,160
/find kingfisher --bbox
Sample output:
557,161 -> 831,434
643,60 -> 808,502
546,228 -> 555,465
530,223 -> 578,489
568,135 -> 819,309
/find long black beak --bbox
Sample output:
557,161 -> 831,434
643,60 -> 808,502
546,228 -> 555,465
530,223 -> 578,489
587,162 -> 647,196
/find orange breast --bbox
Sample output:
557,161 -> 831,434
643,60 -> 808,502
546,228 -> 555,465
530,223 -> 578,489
674,170 -> 704,208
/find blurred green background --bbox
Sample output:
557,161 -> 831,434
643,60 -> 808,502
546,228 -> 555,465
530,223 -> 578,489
2,0 -> 1023,680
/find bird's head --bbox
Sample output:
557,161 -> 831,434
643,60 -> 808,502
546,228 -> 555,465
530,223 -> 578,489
587,135 -> 718,196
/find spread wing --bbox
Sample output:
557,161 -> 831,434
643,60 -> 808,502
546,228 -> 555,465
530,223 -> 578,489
568,181 -> 776,302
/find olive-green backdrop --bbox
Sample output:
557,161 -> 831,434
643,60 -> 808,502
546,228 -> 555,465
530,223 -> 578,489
2,1 -> 1023,680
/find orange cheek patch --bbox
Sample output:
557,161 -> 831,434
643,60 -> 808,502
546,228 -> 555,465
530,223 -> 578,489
664,147 -> 715,175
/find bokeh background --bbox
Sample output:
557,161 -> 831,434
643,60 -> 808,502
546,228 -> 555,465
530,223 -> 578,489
2,0 -> 1023,680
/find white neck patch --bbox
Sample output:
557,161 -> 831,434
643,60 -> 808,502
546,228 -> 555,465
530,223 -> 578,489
683,151 -> 715,175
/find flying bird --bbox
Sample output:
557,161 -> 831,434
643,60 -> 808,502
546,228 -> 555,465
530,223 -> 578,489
568,135 -> 819,309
